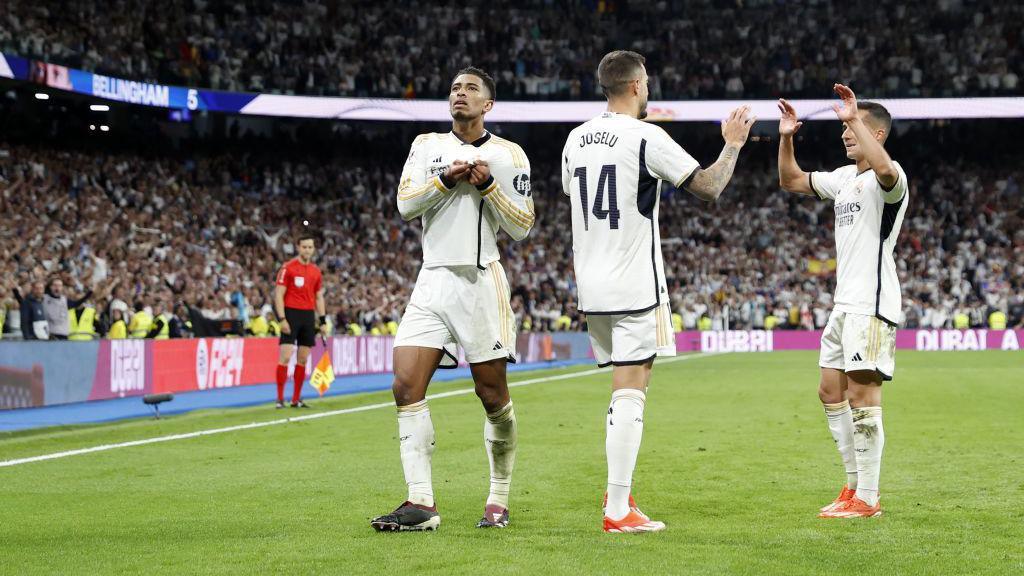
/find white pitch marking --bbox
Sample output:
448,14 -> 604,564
0,353 -> 725,468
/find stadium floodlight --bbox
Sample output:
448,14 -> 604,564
142,393 -> 174,419
90,104 -> 110,112
100,125 -> 109,132
34,93 -> 49,100
89,125 -> 95,130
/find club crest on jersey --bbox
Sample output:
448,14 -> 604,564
294,276 -> 305,287
513,173 -> 531,196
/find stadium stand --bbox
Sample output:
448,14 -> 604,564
2,0 -> 1020,99
1,88 -> 1021,338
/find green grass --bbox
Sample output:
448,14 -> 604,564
1,351 -> 1022,575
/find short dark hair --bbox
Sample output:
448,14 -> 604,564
454,67 -> 496,100
297,234 -> 316,245
858,101 -> 892,134
598,50 -> 646,98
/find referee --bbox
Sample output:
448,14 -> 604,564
274,234 -> 328,408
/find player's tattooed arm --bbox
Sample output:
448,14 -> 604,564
684,105 -> 754,202
685,144 -> 741,202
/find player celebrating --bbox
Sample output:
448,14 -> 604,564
273,234 -> 328,409
777,85 -> 909,518
561,50 -> 754,533
371,67 -> 534,532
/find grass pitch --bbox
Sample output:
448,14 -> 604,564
1,351 -> 1021,575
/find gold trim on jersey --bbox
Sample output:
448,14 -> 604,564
869,317 -> 883,361
398,175 -> 447,201
488,136 -> 528,169
488,262 -> 514,348
478,180 -> 498,197
655,304 -> 672,348
484,183 -> 535,228
655,306 -> 666,348
664,305 -> 674,347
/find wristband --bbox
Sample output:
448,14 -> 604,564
319,315 -> 327,325
438,171 -> 456,190
475,175 -> 495,192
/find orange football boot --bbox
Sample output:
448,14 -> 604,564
820,495 -> 882,518
819,484 -> 856,513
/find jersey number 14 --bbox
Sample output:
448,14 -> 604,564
574,165 -> 620,231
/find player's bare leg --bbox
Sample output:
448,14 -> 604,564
274,343 -> 294,408
372,346 -> 444,531
604,360 -> 665,533
290,345 -> 312,407
470,358 -> 516,528
822,370 -> 884,518
818,367 -> 857,513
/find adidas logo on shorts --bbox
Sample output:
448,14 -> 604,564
850,352 -> 863,362
492,341 -> 503,351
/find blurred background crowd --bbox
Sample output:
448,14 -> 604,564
0,0 -> 1021,341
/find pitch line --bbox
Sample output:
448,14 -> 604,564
0,353 -> 725,468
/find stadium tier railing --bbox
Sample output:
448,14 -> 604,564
4,52 -> 1024,121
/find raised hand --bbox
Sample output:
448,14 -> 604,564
721,105 -> 756,147
777,99 -> 803,136
831,83 -> 858,122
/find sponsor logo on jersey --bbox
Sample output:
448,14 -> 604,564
513,173 -> 531,196
835,201 -> 861,227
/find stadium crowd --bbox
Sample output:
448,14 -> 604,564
2,0 -> 1021,100
1,120 -> 1021,340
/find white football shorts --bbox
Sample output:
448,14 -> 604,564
395,261 -> 516,366
819,310 -> 896,380
586,302 -> 676,367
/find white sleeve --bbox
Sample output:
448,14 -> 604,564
645,127 -> 700,187
560,137 -> 573,197
396,135 -> 452,221
808,167 -> 846,201
481,145 -> 535,241
881,162 -> 908,204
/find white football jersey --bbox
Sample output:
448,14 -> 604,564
398,131 -> 534,269
561,112 -> 700,314
809,162 -> 909,325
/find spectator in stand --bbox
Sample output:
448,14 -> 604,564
2,0 -> 1021,100
0,117 -> 1020,337
14,281 -> 48,340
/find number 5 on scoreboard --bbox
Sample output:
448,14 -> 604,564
573,165 -> 620,231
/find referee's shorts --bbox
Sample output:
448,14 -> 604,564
280,307 -> 317,347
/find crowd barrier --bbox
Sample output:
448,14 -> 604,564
677,329 -> 1024,353
0,330 -> 1018,411
0,333 -> 592,410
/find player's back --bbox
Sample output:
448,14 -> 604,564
562,112 -> 698,314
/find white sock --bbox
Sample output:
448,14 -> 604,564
484,402 -> 517,509
823,400 -> 858,490
606,389 -> 646,520
397,400 -> 435,507
852,406 -> 884,506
